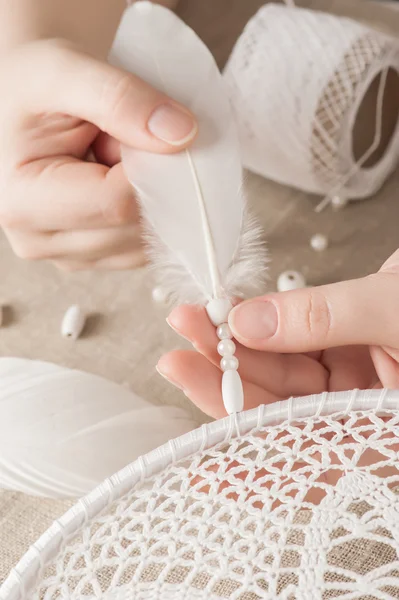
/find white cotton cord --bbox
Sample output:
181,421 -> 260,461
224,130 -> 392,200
233,412 -> 241,437
315,391 -> 329,417
376,388 -> 389,412
223,4 -> 399,203
345,388 -> 359,415
283,0 -> 296,6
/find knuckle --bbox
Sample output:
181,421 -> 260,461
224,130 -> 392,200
21,38 -> 73,73
13,243 -> 45,261
100,73 -> 135,131
303,290 -> 332,343
0,202 -> 21,229
36,38 -> 76,61
101,193 -> 135,226
0,192 -> 30,230
8,232 -> 48,261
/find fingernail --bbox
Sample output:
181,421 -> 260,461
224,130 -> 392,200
166,317 -> 191,342
148,103 -> 197,146
156,364 -> 186,392
230,301 -> 278,340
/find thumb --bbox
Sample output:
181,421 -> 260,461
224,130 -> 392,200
15,40 -> 197,152
229,271 -> 399,353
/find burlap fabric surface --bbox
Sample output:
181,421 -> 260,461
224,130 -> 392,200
1,0 -> 399,586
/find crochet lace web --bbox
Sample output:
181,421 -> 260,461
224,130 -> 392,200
31,407 -> 399,600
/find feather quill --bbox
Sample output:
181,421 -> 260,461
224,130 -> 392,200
110,2 -> 268,414
0,358 -> 198,499
110,1 -> 267,306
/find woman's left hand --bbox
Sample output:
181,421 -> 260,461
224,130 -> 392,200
157,250 -> 399,418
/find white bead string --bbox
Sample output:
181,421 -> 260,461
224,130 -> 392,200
206,299 -> 244,416
216,320 -> 244,415
217,325 -> 237,373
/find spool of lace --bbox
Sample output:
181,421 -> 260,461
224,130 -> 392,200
3,390 -> 399,600
223,3 -> 399,201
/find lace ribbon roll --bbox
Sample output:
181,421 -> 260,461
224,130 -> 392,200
223,4 -> 399,200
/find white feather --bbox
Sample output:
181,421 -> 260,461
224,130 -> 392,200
0,358 -> 199,499
110,2 -> 268,305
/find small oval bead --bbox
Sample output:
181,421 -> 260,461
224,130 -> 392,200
222,369 -> 244,414
61,305 -> 86,340
220,356 -> 239,372
216,323 -> 233,340
217,339 -> 236,357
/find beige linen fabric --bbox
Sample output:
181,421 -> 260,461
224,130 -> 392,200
1,0 -> 399,585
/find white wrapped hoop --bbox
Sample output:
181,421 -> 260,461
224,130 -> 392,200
1,388 -> 398,600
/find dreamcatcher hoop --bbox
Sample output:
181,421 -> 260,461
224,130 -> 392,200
1,388 -> 399,600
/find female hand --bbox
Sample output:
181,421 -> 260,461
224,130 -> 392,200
0,39 -> 197,271
157,251 -> 399,418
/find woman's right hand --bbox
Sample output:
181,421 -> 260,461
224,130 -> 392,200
157,251 -> 399,418
0,39 -> 197,271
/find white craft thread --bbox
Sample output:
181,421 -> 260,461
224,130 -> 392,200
224,413 -> 236,442
315,391 -> 329,418
287,396 -> 294,423
168,438 -> 177,463
199,424 -> 209,453
106,478 -> 116,505
137,455 -> 146,483
234,412 -> 241,438
32,545 -> 45,571
78,497 -> 91,526
377,388 -> 389,412
13,571 -> 25,599
345,388 -> 359,414
256,403 -> 265,429
224,4 -> 399,202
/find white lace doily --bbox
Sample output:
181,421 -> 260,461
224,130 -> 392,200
2,390 -> 399,600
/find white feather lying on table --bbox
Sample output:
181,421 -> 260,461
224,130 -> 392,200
0,358 -> 199,499
110,2 -> 268,415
